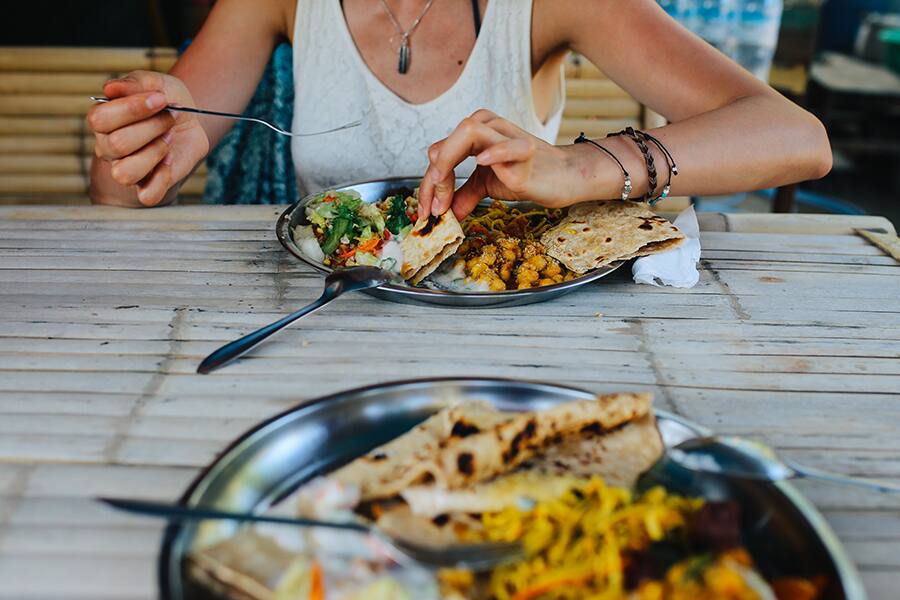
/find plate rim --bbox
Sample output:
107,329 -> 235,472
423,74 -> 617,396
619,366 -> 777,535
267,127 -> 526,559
157,376 -> 867,600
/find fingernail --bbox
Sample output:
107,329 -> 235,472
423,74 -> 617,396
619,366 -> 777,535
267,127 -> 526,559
163,152 -> 173,166
162,130 -> 175,145
476,151 -> 491,164
146,93 -> 167,110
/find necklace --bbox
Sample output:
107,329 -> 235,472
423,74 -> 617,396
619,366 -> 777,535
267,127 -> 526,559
378,0 -> 438,74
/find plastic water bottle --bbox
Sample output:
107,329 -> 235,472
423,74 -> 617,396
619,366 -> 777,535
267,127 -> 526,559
734,0 -> 783,80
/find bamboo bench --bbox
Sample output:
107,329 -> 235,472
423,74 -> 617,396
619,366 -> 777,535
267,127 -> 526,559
0,47 -> 686,209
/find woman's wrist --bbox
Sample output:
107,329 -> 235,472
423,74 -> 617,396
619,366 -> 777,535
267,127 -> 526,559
559,134 -> 658,204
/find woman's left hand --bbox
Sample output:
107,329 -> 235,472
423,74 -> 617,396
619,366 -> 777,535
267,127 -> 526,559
418,110 -> 584,220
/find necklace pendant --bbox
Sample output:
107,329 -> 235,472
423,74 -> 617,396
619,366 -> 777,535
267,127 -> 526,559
398,36 -> 410,74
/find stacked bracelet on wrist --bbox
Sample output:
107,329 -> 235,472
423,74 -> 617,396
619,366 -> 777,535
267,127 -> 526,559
574,129 -> 678,206
574,132 -> 633,201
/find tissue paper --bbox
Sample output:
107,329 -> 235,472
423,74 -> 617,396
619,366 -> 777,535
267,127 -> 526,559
632,205 -> 701,288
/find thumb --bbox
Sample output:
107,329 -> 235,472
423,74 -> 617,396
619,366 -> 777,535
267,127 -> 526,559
104,70 -> 166,100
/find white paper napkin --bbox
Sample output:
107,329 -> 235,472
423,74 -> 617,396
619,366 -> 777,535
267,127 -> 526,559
632,205 -> 701,288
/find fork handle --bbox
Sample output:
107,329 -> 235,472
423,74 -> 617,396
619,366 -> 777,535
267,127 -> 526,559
98,497 -> 370,531
196,282 -> 342,374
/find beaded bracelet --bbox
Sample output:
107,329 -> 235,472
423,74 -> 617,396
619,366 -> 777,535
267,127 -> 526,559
608,127 -> 657,202
574,132 -> 633,201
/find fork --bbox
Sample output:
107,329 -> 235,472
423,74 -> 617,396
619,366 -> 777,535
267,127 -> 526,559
99,496 -> 524,571
89,97 -> 363,137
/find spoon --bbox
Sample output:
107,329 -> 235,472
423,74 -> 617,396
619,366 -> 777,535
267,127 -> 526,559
197,267 -> 391,374
89,97 -> 363,137
99,497 -> 523,571
670,436 -> 900,494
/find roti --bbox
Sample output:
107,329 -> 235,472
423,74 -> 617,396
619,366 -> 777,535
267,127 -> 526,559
541,201 -> 685,273
327,392 -> 653,501
400,211 -> 465,284
399,414 -> 663,517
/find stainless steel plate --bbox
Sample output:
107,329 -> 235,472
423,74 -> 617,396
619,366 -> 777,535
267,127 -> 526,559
275,177 -> 625,307
159,378 -> 865,600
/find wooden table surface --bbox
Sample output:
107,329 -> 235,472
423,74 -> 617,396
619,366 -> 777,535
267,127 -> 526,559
0,205 -> 898,600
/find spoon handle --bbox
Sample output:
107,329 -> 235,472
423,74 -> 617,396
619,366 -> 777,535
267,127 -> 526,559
787,460 -> 900,494
197,284 -> 341,374
98,497 -> 369,532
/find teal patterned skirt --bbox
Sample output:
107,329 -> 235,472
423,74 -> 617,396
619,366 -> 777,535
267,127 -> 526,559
202,43 -> 298,205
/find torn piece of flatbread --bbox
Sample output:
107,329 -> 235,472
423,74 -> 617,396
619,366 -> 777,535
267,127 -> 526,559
328,392 -> 653,501
187,530 -> 296,600
542,201 -> 685,273
399,414 -> 663,518
400,211 -> 465,284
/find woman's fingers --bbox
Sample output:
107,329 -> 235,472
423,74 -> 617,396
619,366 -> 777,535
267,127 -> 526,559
103,70 -> 167,100
135,160 -> 174,207
87,91 -> 169,134
94,111 -> 175,160
475,137 -> 536,167
109,134 -> 173,187
424,119 -> 508,217
450,168 -> 489,221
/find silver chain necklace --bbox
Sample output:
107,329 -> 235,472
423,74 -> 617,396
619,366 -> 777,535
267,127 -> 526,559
378,0 -> 438,74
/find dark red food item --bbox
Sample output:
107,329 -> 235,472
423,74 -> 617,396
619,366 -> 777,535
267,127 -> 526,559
690,501 -> 742,552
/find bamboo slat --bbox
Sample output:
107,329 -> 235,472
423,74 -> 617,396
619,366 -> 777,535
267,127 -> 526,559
0,135 -> 92,154
0,72 -> 109,95
0,174 -> 207,195
565,79 -> 629,99
563,98 -> 642,119
0,94 -> 94,116
0,116 -> 86,135
0,154 -> 208,176
0,47 -> 177,73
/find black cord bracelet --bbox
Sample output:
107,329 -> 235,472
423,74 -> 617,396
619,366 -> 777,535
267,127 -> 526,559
608,127 -> 657,202
574,132 -> 633,201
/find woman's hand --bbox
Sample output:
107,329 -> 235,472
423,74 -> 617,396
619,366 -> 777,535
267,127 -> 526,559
87,70 -> 210,206
418,110 -> 591,220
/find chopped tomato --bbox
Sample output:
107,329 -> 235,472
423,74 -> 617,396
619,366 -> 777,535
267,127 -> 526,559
383,229 -> 391,240
308,561 -> 324,600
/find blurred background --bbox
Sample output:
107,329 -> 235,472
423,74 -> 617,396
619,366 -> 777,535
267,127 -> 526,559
0,0 -> 898,227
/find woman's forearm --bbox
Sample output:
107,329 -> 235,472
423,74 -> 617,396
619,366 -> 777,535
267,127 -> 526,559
563,92 -> 832,205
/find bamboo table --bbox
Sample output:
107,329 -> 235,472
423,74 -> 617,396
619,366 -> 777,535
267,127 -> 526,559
0,205 -> 898,599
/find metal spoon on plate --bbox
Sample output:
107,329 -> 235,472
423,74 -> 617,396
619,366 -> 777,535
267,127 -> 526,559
670,436 -> 900,494
197,267 -> 392,374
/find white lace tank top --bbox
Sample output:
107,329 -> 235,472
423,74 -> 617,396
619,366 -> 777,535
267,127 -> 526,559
290,0 -> 564,197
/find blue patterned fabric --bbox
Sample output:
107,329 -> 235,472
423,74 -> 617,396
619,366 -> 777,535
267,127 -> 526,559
203,43 -> 297,205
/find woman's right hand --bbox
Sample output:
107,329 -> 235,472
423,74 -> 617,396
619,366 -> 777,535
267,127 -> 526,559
87,70 -> 210,206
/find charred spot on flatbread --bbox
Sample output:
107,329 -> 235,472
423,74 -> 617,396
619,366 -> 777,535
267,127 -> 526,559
432,513 -> 450,527
457,452 -> 475,476
400,210 -> 465,284
451,419 -> 481,438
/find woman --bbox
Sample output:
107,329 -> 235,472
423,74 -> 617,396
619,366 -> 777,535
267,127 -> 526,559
87,0 -> 831,217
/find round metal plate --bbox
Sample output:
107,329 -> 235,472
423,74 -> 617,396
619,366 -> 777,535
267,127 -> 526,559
159,377 -> 866,600
275,177 -> 625,307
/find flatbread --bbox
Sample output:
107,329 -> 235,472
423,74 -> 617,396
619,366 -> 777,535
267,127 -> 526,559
399,414 -> 663,517
400,211 -> 465,284
542,201 -> 685,273
328,392 -> 652,501
187,530 -> 294,600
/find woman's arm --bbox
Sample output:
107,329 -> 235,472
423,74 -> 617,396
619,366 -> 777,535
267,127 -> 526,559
420,0 -> 831,217
88,0 -> 291,207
